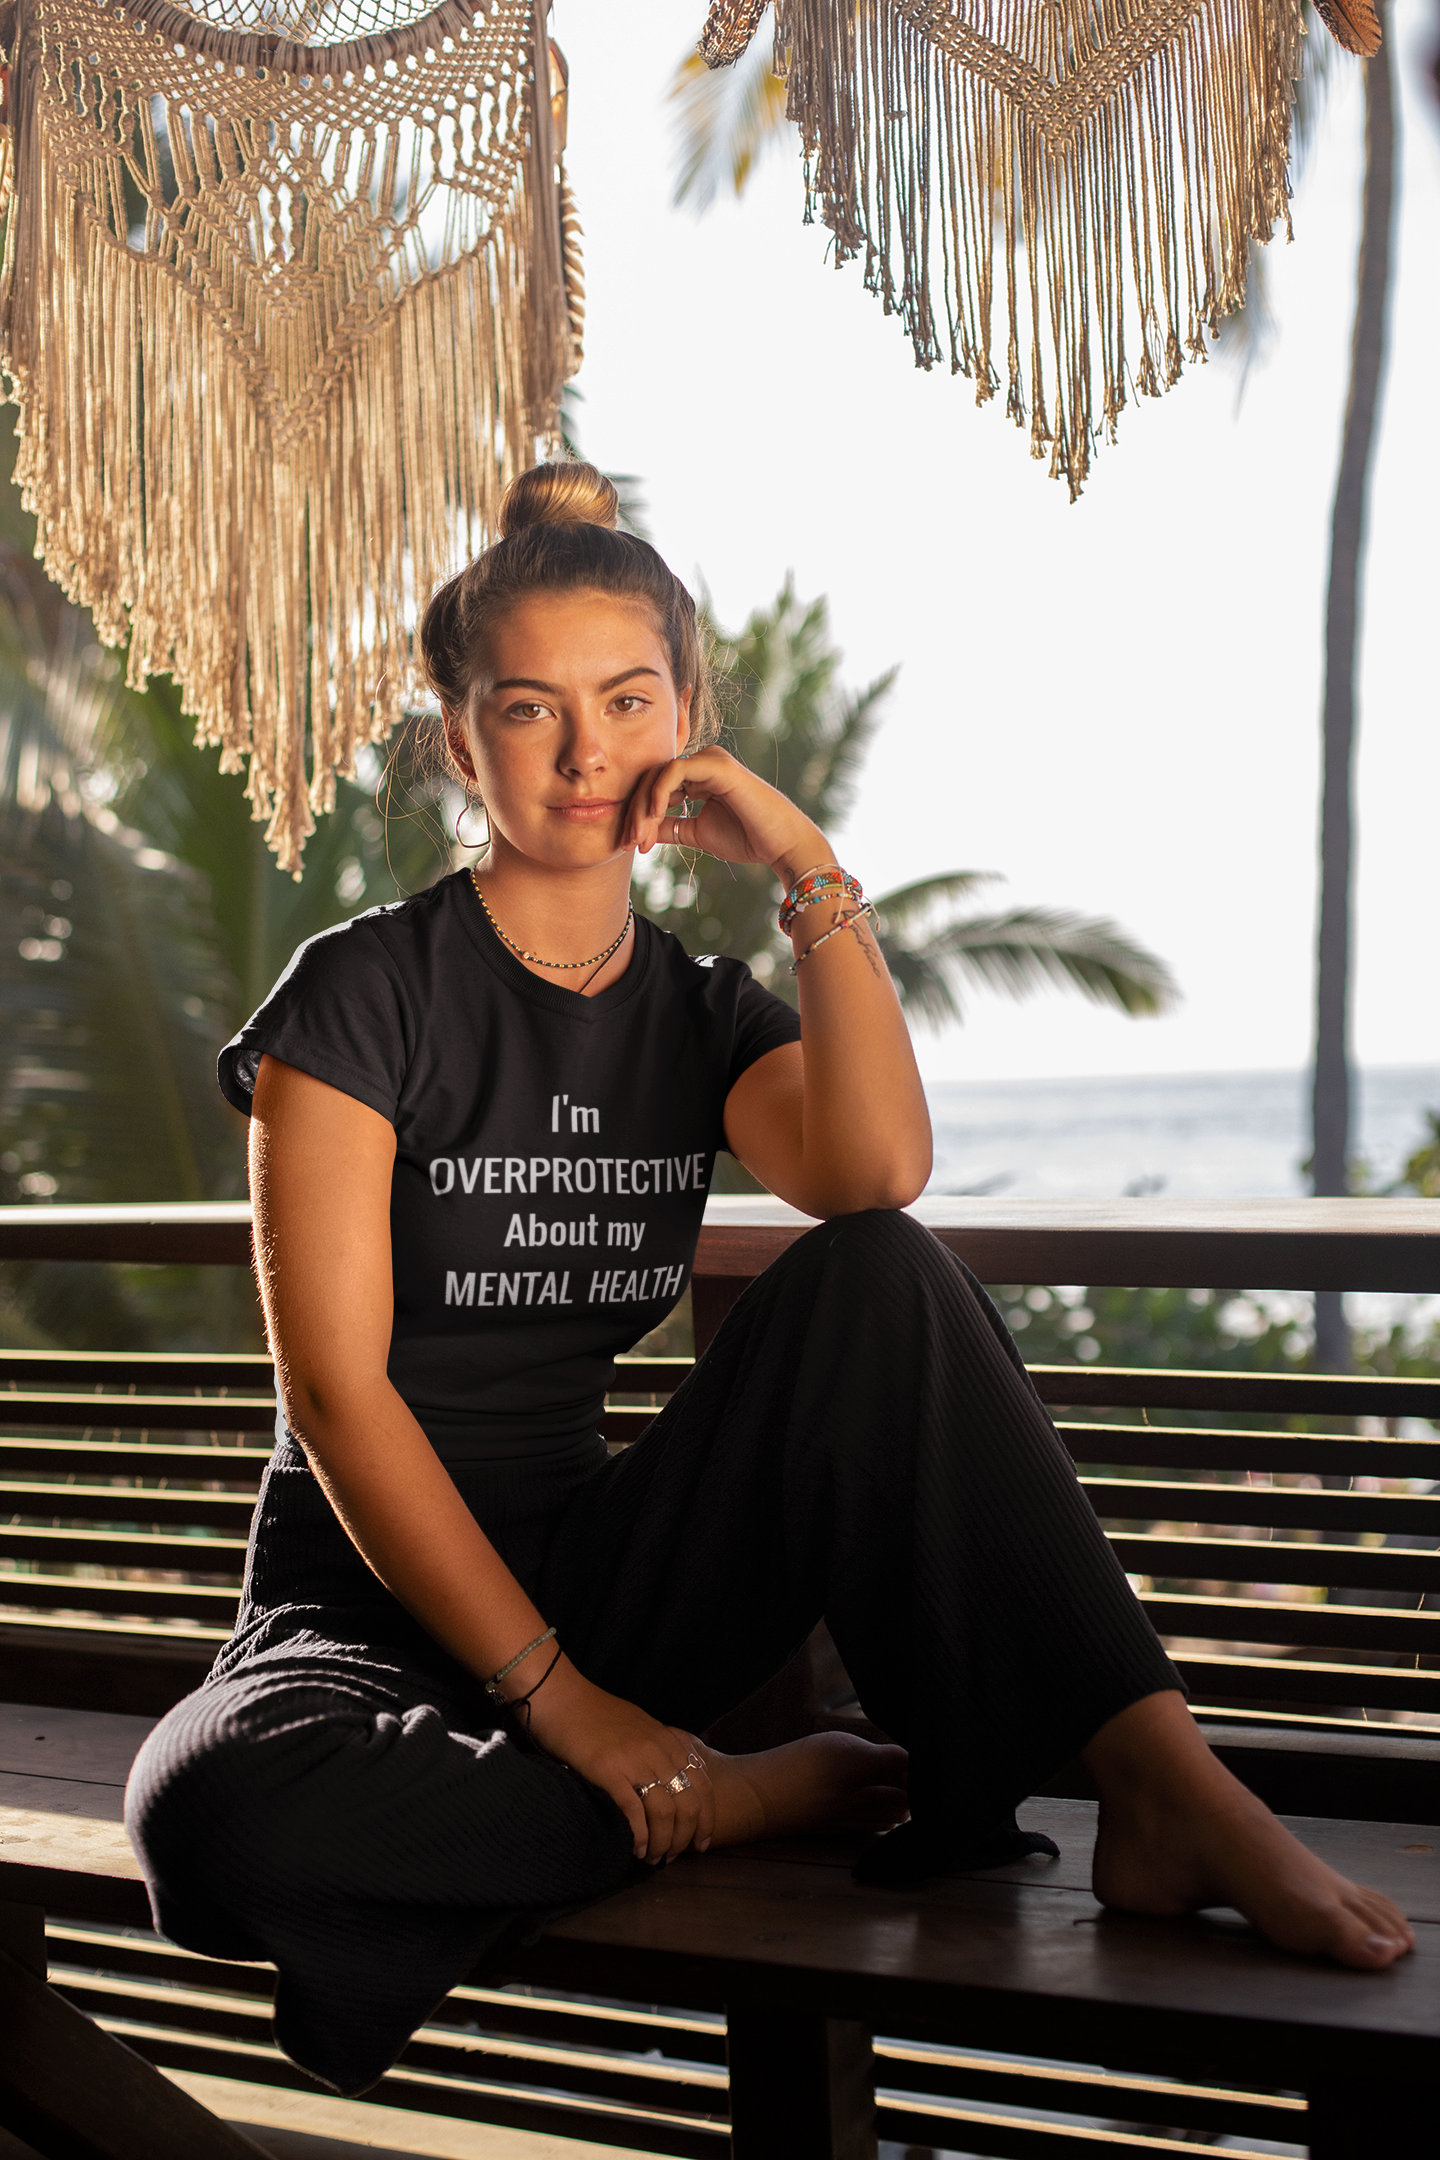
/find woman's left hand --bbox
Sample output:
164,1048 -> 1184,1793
623,747 -> 827,882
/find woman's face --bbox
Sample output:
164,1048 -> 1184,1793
448,590 -> 691,870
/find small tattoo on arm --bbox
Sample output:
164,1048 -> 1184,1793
855,919 -> 884,980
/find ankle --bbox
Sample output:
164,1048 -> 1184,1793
1081,1690 -> 1229,1813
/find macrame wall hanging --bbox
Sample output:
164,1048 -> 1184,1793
0,0 -> 582,871
698,0 -> 1380,499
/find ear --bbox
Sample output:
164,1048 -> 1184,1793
441,703 -> 476,780
674,685 -> 693,759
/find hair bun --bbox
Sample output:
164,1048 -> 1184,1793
499,461 -> 620,539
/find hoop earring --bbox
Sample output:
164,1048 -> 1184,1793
455,785 -> 490,856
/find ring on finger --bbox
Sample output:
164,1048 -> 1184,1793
635,1777 -> 667,1797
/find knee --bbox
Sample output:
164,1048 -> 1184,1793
813,1206 -> 950,1276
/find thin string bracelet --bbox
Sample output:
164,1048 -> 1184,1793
506,1644 -> 563,1732
483,1625 -> 556,1707
790,901 -> 875,972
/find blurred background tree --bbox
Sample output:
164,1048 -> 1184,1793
633,580 -> 1177,1195
0,425 -> 451,1345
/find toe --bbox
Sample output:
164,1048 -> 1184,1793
1330,1886 -> 1414,1967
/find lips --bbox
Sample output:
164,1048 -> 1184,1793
553,799 -> 621,820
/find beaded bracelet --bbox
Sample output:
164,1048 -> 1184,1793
778,866 -> 864,935
483,1625 -> 556,1706
790,900 -> 875,971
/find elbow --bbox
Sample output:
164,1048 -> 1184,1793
815,1143 -> 932,1218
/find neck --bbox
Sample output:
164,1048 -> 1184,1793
470,837 -> 635,973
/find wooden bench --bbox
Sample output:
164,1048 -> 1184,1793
3,1196 -> 1439,2156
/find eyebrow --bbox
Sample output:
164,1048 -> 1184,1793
491,668 -> 663,694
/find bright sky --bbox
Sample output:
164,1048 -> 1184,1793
553,0 -> 1439,1085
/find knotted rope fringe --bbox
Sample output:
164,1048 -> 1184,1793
0,0 -> 580,872
703,0 -> 1305,498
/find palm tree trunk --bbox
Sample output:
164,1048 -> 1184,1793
1312,11 -> 1397,1373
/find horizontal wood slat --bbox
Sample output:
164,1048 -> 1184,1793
0,1393 -> 278,1432
0,1439 -> 270,1481
1107,1532 -> 1440,1591
0,1352 -> 276,1388
0,1573 -> 238,1621
0,1525 -> 247,1570
0,1482 -> 256,1529
6,1196 -> 1440,1290
1166,1653 -> 1440,1712
1061,1425 -> 1440,1477
1083,1477 -> 1440,1536
44,1925 -> 1314,2156
1032,1365 -> 1440,1415
1139,1592 -> 1440,1654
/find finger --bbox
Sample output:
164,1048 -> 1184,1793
659,815 -> 701,848
609,1779 -> 651,1861
670,1733 -> 714,1854
642,1784 -> 678,1864
621,764 -> 679,850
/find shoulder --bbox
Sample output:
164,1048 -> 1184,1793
636,920 -> 801,1042
274,876 -> 463,996
219,877 -> 466,1118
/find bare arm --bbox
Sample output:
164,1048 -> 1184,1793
250,1054 -> 712,1858
625,754 -> 932,1216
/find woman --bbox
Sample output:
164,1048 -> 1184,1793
127,464 -> 1413,2097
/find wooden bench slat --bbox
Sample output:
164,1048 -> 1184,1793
0,1525 -> 247,1569
1166,1653 -> 1440,1713
1139,1592 -> 1440,1654
0,1392 -> 280,1432
1061,1425 -> 1440,1476
1031,1366 -> 1440,1414
0,1483 -> 257,1529
1083,1478 -> 1440,1536
0,1351 -> 276,1387
1,1574 -> 238,1620
0,1438 -> 270,1480
1107,1532 -> 1440,1591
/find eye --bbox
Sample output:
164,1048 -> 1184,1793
611,694 -> 649,715
506,701 -> 550,722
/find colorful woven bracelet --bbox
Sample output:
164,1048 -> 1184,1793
790,900 -> 875,971
778,866 -> 864,935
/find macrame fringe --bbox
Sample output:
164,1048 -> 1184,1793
706,0 -> 1305,498
0,0 -> 577,872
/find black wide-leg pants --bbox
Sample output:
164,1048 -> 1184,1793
126,1211 -> 1178,2095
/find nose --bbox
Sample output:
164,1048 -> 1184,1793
558,711 -> 607,776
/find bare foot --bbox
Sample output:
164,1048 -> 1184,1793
698,1732 -> 909,1848
1083,1693 -> 1415,1971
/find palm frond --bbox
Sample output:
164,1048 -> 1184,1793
670,44 -> 793,212
871,871 -> 999,931
916,907 -> 1179,1018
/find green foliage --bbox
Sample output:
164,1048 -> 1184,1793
986,1280 -> 1440,1392
634,580 -> 889,996
634,580 -> 1175,1031
0,419 -> 448,1343
669,43 -> 793,211
1392,1112 -> 1440,1199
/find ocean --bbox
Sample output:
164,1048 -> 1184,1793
924,1066 -> 1440,1201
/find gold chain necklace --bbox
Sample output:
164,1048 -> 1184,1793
470,867 -> 633,973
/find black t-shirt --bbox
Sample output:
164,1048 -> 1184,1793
219,872 -> 801,1461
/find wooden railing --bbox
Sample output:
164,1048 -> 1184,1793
3,1197 -> 1437,2159
3,1197 -> 1439,1741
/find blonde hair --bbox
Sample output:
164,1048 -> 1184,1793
419,462 -> 716,745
